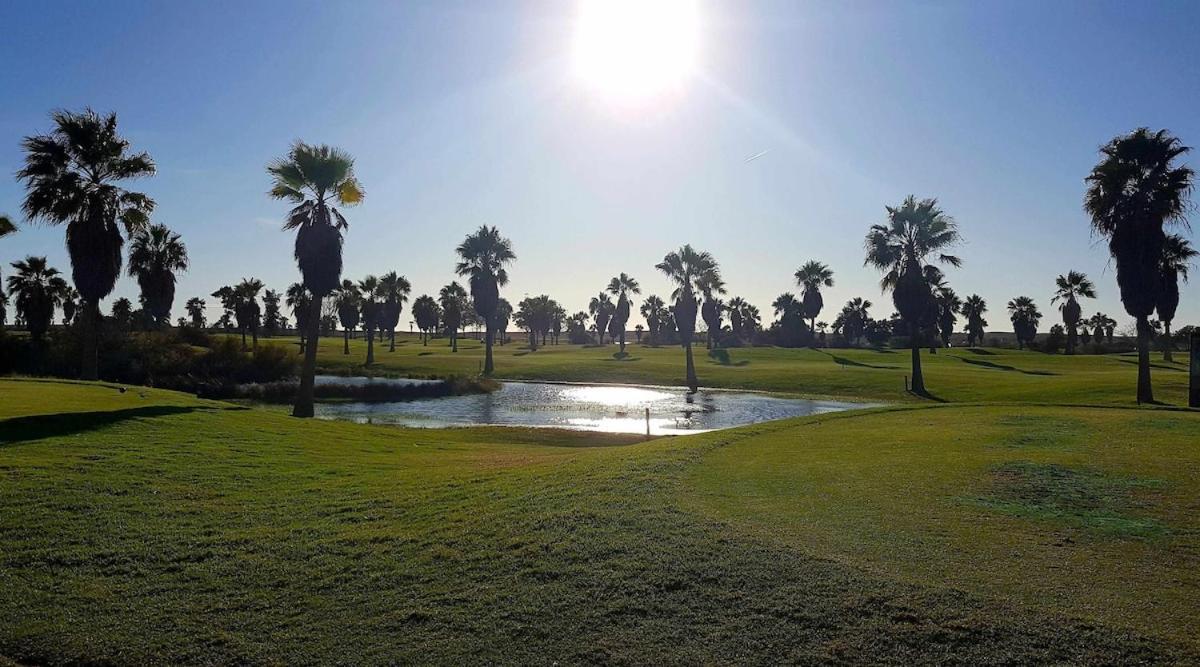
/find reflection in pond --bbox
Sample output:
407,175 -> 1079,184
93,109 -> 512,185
314,380 -> 872,435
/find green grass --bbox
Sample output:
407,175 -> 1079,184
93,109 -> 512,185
256,332 -> 1193,406
2,342 -> 1199,663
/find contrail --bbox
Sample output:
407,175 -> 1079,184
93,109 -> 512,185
745,149 -> 769,162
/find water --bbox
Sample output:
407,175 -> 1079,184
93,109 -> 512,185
313,379 -> 871,435
314,375 -> 441,387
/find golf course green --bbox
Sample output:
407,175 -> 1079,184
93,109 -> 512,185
1,344 -> 1197,663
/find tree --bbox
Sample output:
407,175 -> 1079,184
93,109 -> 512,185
864,196 -> 962,396
795,260 -> 834,337
933,284 -> 962,348
771,293 -> 809,347
61,288 -> 80,326
411,295 -> 440,345
657,245 -> 719,392
357,275 -> 380,363
1158,234 -> 1196,361
1007,296 -> 1042,349
185,297 -> 206,328
17,109 -> 156,379
840,297 -> 872,346
961,294 -> 988,347
1088,312 -> 1117,343
589,293 -> 614,345
439,282 -> 468,352
492,297 -> 513,345
456,225 -> 515,374
640,295 -> 668,345
236,279 -> 264,348
514,295 -> 560,350
334,280 -> 362,354
6,256 -> 68,344
127,223 -> 188,329
699,273 -> 727,350
1051,271 -> 1097,355
110,297 -> 134,331
262,289 -> 284,337
606,273 -> 641,354
1084,128 -> 1193,403
268,141 -> 364,417
377,271 -> 412,352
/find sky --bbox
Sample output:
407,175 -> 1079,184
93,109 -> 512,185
1,0 -> 1198,332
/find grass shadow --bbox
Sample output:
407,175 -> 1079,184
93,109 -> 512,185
964,348 -> 998,356
959,357 -> 1056,376
0,406 -> 214,447
820,351 -> 898,370
1116,358 -> 1187,373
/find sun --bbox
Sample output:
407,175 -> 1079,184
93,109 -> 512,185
572,0 -> 700,106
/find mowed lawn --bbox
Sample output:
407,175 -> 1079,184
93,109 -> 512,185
1,351 -> 1199,663
258,332 -> 1194,406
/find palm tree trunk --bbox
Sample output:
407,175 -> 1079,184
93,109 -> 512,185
366,328 -> 375,364
484,324 -> 495,375
1136,316 -> 1154,404
241,328 -> 247,349
80,300 -> 99,381
452,331 -> 458,352
389,329 -> 396,352
1163,321 -> 1174,362
685,342 -> 697,393
1067,325 -> 1077,355
619,330 -> 626,354
292,298 -> 322,418
343,329 -> 350,355
910,321 -> 926,395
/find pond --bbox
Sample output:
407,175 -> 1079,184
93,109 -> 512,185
312,378 -> 872,435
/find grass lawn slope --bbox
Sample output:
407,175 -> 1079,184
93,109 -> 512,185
1,378 -> 1198,663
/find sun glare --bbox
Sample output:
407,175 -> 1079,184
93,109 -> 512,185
572,0 -> 700,106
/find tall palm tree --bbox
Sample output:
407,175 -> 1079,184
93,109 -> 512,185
17,109 -> 156,379
455,225 -> 515,375
933,284 -> 962,348
127,223 -> 188,328
1007,296 -> 1042,350
606,273 -> 641,354
1158,234 -> 1197,361
1051,271 -> 1097,355
589,292 -> 614,345
412,295 -> 440,345
236,278 -> 264,348
841,297 -> 872,345
961,294 -> 988,347
439,282 -> 468,352
656,245 -> 719,392
268,141 -> 364,417
1084,128 -> 1193,403
376,271 -> 412,352
335,280 -> 362,355
864,195 -> 962,395
493,297 -> 513,346
640,295 -> 667,345
357,275 -> 380,363
7,257 -> 68,344
185,297 -> 206,328
795,260 -> 834,336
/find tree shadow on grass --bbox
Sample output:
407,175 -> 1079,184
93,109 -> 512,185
819,351 -> 898,370
959,357 -> 1056,376
964,348 -> 998,356
1116,358 -> 1187,373
0,406 -> 218,447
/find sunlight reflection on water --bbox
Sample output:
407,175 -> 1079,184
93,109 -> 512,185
313,379 -> 871,436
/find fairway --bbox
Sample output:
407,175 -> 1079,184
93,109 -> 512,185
2,376 -> 1198,663
268,333 -> 1194,406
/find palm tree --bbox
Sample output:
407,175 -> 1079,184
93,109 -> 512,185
411,295 -> 440,345
335,280 -> 362,354
17,109 -> 156,379
1158,234 -> 1197,361
1084,128 -> 1193,403
699,273 -> 727,350
841,297 -> 872,345
110,297 -> 134,331
1050,271 -> 1097,355
60,288 -> 80,326
268,141 -> 364,417
357,275 -> 380,363
727,297 -> 748,339
236,278 -> 264,348
589,293 -> 614,345
933,284 -> 962,348
6,256 -> 68,344
439,282 -> 468,352
606,273 -> 641,354
864,196 -> 962,396
656,245 -> 719,392
376,271 -> 412,352
127,223 -> 188,328
185,297 -> 206,328
640,295 -> 667,345
493,297 -> 513,346
961,294 -> 988,347
1007,296 -> 1042,349
795,260 -> 834,336
455,225 -> 515,375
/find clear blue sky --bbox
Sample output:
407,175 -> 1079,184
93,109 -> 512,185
1,0 -> 1198,331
